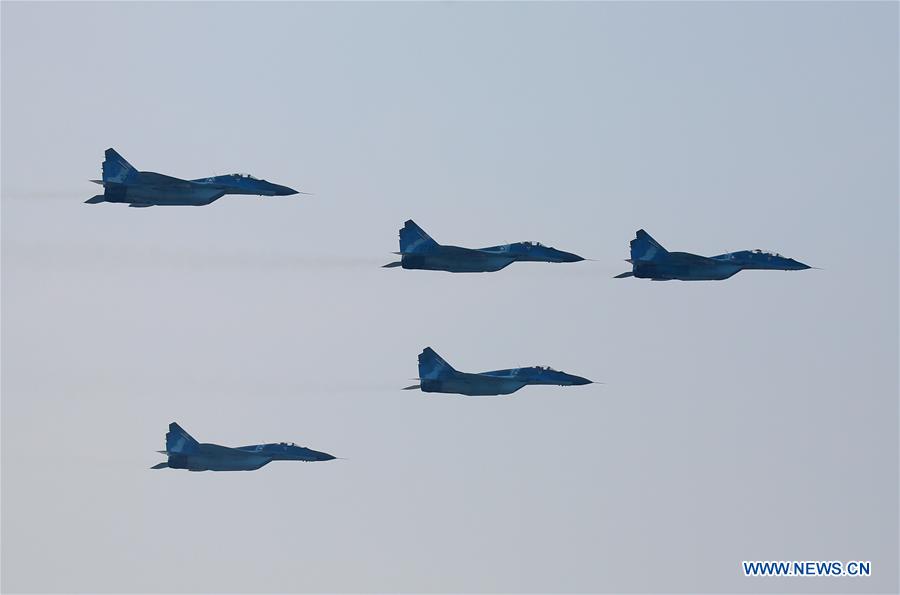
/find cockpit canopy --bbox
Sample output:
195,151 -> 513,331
752,249 -> 782,257
537,365 -> 559,371
525,241 -> 546,247
279,441 -> 296,447
235,173 -> 260,180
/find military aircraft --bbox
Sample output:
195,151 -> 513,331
615,229 -> 812,281
383,220 -> 585,272
151,422 -> 335,471
85,148 -> 302,207
404,347 -> 593,396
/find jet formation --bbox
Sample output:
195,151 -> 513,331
404,347 -> 593,396
383,220 -> 585,272
85,148 -> 302,207
615,229 -> 812,281
108,148 -> 814,466
151,423 -> 335,471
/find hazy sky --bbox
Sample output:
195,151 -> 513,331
2,2 -> 897,593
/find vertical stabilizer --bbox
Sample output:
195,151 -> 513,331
418,347 -> 457,379
166,422 -> 200,454
400,220 -> 439,253
102,148 -> 139,184
631,229 -> 669,262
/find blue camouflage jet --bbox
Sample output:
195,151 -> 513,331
615,229 -> 812,281
383,220 -> 585,272
404,347 -> 594,396
151,422 -> 336,471
85,148 -> 302,207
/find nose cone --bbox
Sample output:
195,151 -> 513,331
549,371 -> 593,385
273,184 -> 299,196
312,450 -> 336,461
556,250 -> 585,263
788,259 -> 811,270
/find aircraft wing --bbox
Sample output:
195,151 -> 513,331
475,369 -> 517,378
653,251 -> 718,267
203,443 -> 261,456
632,252 -> 719,266
135,171 -> 194,187
475,245 -> 512,253
426,245 -> 481,256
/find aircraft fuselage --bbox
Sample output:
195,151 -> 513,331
420,366 -> 593,396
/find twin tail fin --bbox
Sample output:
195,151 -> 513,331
166,422 -> 200,454
399,220 -> 438,253
418,347 -> 456,380
102,148 -> 139,184
630,229 -> 668,262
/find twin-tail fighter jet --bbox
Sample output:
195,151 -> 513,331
151,422 -> 335,471
404,347 -> 593,396
383,220 -> 585,272
85,148 -> 302,207
615,229 -> 812,281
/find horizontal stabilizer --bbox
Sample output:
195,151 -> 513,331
151,462 -> 169,469
383,261 -> 402,268
614,271 -> 634,278
85,195 -> 105,204
403,384 -> 421,390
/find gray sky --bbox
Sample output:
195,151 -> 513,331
2,2 -> 897,593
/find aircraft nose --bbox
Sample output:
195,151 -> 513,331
274,184 -> 299,196
561,374 -> 592,385
792,260 -> 812,270
561,251 -> 585,263
549,249 -> 584,262
317,451 -> 336,461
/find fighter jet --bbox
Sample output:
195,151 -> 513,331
404,347 -> 594,396
383,220 -> 585,272
615,229 -> 812,281
85,148 -> 302,207
151,422 -> 335,471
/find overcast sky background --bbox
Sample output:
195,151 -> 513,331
2,2 -> 897,593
